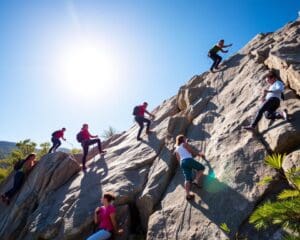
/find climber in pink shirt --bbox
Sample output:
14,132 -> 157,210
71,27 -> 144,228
86,192 -> 123,240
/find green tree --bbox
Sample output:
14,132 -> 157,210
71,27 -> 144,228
70,148 -> 81,155
102,126 -> 117,140
37,142 -> 51,159
0,139 -> 37,183
249,154 -> 300,239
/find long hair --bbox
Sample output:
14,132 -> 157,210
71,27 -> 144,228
175,135 -> 186,146
25,153 -> 36,161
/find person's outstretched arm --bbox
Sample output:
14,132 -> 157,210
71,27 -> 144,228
184,143 -> 205,158
94,207 -> 100,224
224,43 -> 233,48
145,110 -> 155,119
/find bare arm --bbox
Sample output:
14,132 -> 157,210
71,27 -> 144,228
183,143 -> 205,158
175,152 -> 181,163
94,207 -> 100,224
145,110 -> 155,118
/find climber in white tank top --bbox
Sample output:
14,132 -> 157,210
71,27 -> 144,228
175,134 -> 206,201
176,143 -> 193,160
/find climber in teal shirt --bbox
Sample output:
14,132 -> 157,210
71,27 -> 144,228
208,39 -> 232,72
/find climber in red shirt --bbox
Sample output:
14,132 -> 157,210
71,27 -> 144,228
48,128 -> 66,153
133,102 -> 155,141
79,124 -> 106,170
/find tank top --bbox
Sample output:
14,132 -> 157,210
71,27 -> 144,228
175,143 -> 192,160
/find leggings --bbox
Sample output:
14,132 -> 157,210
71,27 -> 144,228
135,116 -> 151,139
48,138 -> 61,153
209,52 -> 222,70
81,139 -> 103,168
251,97 -> 281,127
86,229 -> 112,240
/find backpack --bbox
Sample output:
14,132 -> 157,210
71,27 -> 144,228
76,131 -> 84,143
132,106 -> 140,116
14,159 -> 26,171
52,130 -> 59,137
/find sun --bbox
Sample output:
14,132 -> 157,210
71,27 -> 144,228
59,42 -> 117,99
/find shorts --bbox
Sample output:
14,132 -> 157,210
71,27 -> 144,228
180,158 -> 205,182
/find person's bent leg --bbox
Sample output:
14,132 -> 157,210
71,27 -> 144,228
209,53 -> 218,71
81,143 -> 89,169
86,229 -> 111,240
190,158 -> 205,186
5,171 -> 25,199
135,116 -> 144,140
250,99 -> 274,128
53,139 -> 62,152
180,158 -> 194,199
215,55 -> 222,69
48,138 -> 56,153
143,118 -> 151,133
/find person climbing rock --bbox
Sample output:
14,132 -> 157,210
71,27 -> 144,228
175,135 -> 206,201
1,153 -> 37,205
133,102 -> 155,141
86,192 -> 123,240
48,127 -> 66,153
243,71 -> 288,131
208,39 -> 232,72
77,124 -> 106,170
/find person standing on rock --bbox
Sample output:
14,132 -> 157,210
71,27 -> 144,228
77,124 -> 106,170
1,153 -> 37,205
175,135 -> 206,201
48,127 -> 66,153
86,192 -> 123,240
208,39 -> 232,72
133,102 -> 155,141
243,71 -> 288,131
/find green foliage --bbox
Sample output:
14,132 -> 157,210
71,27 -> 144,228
0,139 -> 37,183
264,153 -> 285,170
278,190 -> 300,200
258,176 -> 273,186
220,223 -> 230,234
70,148 -> 81,155
101,126 -> 117,140
249,154 -> 300,238
37,142 -> 50,160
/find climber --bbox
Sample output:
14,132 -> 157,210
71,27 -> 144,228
175,135 -> 206,201
243,71 -> 288,131
77,124 -> 106,170
133,102 -> 155,141
208,39 -> 232,72
1,153 -> 37,205
48,127 -> 66,153
86,192 -> 123,240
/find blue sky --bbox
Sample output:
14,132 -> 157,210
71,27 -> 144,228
0,0 -> 299,148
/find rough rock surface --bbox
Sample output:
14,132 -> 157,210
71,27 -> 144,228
0,19 -> 300,240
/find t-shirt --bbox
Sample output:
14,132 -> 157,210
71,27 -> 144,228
209,45 -> 222,54
175,143 -> 192,161
98,205 -> 116,231
266,80 -> 284,100
53,130 -> 64,139
81,129 -> 91,141
137,105 -> 146,117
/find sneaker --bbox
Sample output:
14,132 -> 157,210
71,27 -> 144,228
281,109 -> 288,121
186,194 -> 195,201
100,150 -> 107,155
137,137 -> 142,141
146,130 -> 154,135
243,125 -> 255,131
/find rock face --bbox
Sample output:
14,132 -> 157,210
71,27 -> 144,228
0,20 -> 300,240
